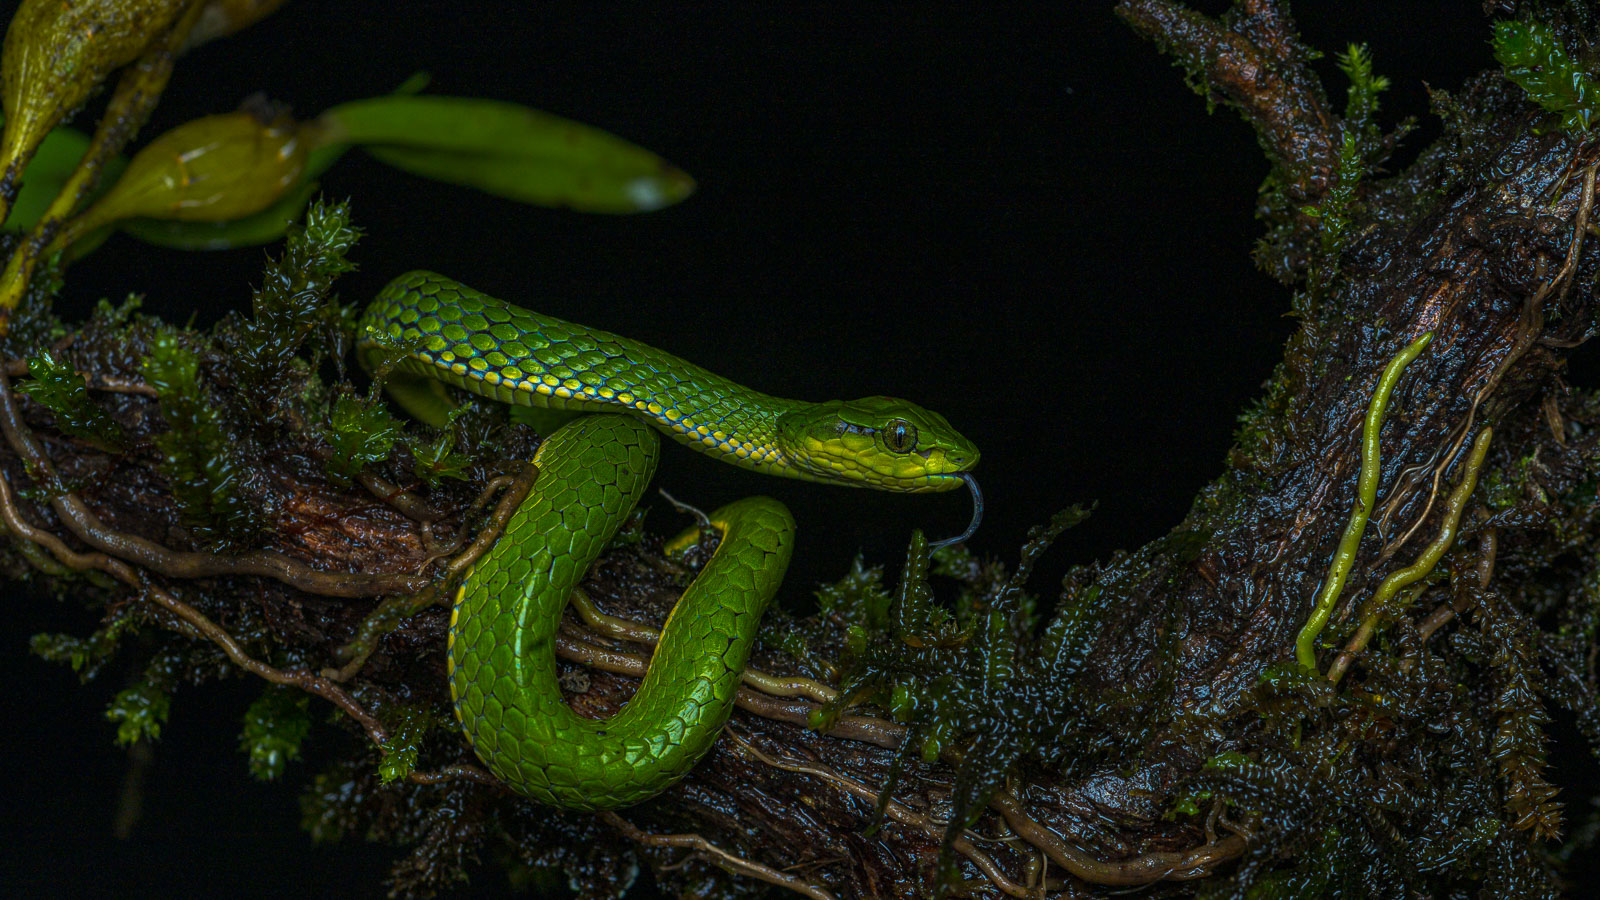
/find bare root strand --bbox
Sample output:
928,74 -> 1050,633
325,463 -> 537,682
551,629 -> 905,749
1379,163 -> 1597,558
1,461 -> 390,745
989,791 -> 1248,887
1328,427 -> 1494,684
140,580 -> 388,745
1416,522 -> 1498,647
356,471 -> 446,525
599,811 -> 840,900
569,588 -> 839,704
1295,333 -> 1433,671
726,729 -> 1037,899
429,464 -> 537,575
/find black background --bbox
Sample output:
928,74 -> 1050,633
5,2 -> 1594,897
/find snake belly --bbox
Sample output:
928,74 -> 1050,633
358,270 -> 975,809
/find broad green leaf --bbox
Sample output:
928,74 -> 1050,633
316,95 -> 694,213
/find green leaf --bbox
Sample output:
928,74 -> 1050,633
240,686 -> 312,780
317,95 -> 694,213
16,350 -> 127,451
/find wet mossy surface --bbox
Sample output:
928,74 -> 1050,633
12,2 -> 1600,898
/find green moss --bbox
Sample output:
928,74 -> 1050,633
142,331 -> 261,550
1338,44 -> 1391,131
105,653 -> 181,747
217,199 -> 360,423
813,507 -> 1114,889
408,428 -> 472,486
241,686 -> 313,781
1300,45 -> 1396,286
1494,20 -> 1600,132
15,350 -> 126,452
29,605 -> 138,680
323,392 -> 402,483
377,703 -> 431,784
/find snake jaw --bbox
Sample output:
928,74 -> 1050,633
777,397 -> 979,492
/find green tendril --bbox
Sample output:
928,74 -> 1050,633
1295,332 -> 1433,671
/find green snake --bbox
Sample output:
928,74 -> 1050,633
357,270 -> 980,809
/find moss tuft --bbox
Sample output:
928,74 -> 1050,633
142,331 -> 261,550
15,350 -> 126,451
1494,19 -> 1600,132
241,686 -> 313,781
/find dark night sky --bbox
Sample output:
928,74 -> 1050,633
7,2 -> 1594,897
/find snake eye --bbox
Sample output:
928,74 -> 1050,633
884,419 -> 917,453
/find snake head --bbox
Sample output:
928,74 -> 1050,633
776,396 -> 979,492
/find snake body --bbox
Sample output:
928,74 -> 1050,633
358,271 -> 978,808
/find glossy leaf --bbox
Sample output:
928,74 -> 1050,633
317,95 -> 694,213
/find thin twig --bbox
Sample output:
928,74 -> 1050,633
990,791 -> 1247,886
